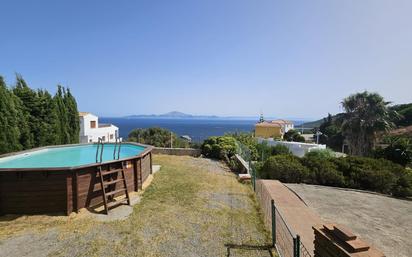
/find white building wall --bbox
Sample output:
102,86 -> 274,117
79,113 -> 119,143
257,137 -> 326,157
284,123 -> 294,133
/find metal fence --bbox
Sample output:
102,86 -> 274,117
235,140 -> 312,257
271,200 -> 312,257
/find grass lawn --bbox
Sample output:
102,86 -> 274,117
0,155 -> 273,257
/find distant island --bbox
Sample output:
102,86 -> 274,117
123,111 -> 311,123
124,111 -> 219,119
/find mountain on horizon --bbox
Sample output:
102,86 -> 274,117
124,111 -> 219,119
123,111 -> 314,124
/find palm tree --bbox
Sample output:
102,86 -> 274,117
341,91 -> 397,156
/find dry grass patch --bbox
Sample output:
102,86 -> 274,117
0,155 -> 273,257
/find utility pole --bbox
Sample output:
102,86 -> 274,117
316,130 -> 322,144
170,132 -> 173,148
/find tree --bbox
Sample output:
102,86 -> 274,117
391,103 -> 412,127
341,91 -> 397,156
0,74 -> 80,153
128,127 -> 188,148
54,85 -> 70,144
12,74 -> 36,149
283,129 -> 305,142
259,113 -> 264,123
37,89 -> 60,146
64,88 -> 80,143
201,136 -> 237,159
375,137 -> 412,167
0,76 -> 21,154
317,113 -> 344,151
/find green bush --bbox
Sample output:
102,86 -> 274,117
128,127 -> 189,148
374,137 -> 412,167
255,142 -> 291,161
304,149 -> 335,159
283,129 -> 305,142
228,132 -> 259,160
259,155 -> 309,183
201,136 -> 237,159
391,169 -> 412,197
331,156 -> 409,196
301,155 -> 345,187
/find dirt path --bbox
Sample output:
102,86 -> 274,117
286,183 -> 412,257
0,155 -> 273,257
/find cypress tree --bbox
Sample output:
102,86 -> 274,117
64,88 -> 80,143
54,85 -> 70,144
0,76 -> 21,154
12,74 -> 35,149
37,89 -> 60,146
0,74 -> 80,153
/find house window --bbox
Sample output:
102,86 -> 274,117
110,134 -> 114,140
90,120 -> 96,128
102,136 -> 106,141
89,139 -> 92,143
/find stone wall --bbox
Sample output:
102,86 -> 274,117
152,147 -> 202,157
313,224 -> 385,257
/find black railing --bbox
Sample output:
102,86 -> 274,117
236,140 -> 312,257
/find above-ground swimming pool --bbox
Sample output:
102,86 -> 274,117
0,144 -> 146,169
0,143 -> 153,215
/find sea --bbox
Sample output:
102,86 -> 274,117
99,118 -> 306,143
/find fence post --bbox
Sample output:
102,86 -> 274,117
251,163 -> 256,192
293,234 -> 301,257
271,199 -> 276,246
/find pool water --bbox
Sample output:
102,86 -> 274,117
0,144 -> 145,169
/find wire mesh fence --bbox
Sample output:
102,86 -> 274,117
235,140 -> 313,257
274,205 -> 295,257
300,241 -> 312,257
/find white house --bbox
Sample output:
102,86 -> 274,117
257,138 -> 326,157
271,119 -> 294,133
79,112 -> 119,143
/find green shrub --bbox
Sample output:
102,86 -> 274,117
201,136 -> 237,159
228,132 -> 259,160
391,169 -> 412,197
259,155 -> 309,183
331,156 -> 409,195
284,129 -> 305,142
128,127 -> 189,148
301,155 -> 345,187
304,149 -> 335,159
271,145 -> 291,155
255,142 -> 291,161
374,137 -> 412,167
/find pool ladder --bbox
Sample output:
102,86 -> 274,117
96,137 -> 104,163
113,137 -> 122,160
95,137 -> 122,163
95,137 -> 130,214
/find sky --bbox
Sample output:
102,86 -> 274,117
0,0 -> 411,119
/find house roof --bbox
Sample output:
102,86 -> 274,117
271,119 -> 293,125
255,122 -> 281,128
79,112 -> 91,117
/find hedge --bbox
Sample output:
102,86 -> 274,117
258,155 -> 309,183
259,154 -> 412,197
